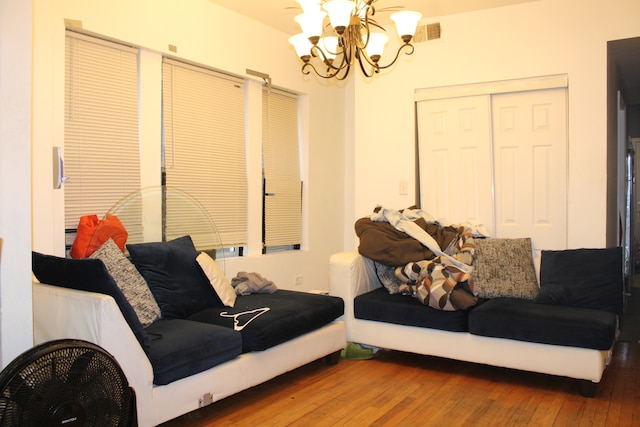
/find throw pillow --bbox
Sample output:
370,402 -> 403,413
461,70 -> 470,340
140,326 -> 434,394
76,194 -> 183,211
538,247 -> 623,315
472,237 -> 539,299
91,238 -> 161,326
374,262 -> 403,294
31,251 -> 151,352
196,252 -> 236,307
127,235 -> 222,319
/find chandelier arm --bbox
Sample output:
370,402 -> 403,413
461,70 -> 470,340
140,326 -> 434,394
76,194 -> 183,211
356,49 -> 377,78
375,43 -> 415,70
310,43 -> 341,68
360,11 -> 372,50
312,45 -> 350,74
334,63 -> 352,81
302,61 -> 349,80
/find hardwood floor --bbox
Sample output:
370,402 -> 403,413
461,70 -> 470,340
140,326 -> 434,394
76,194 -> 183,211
160,342 -> 640,426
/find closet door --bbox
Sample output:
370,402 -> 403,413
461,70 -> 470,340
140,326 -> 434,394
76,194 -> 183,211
492,88 -> 567,250
416,95 -> 495,234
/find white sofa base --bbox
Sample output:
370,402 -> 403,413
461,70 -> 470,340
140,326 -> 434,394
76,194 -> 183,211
329,251 -> 614,390
33,282 -> 346,426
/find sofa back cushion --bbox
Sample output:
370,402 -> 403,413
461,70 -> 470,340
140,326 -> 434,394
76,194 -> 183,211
537,247 -> 623,315
127,235 -> 222,319
32,252 -> 151,352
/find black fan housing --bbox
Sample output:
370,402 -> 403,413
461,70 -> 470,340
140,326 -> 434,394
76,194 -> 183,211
0,339 -> 136,426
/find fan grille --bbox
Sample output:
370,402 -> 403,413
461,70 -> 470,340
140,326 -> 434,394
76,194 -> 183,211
0,340 -> 135,427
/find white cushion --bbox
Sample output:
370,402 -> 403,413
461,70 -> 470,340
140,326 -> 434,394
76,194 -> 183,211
196,252 -> 236,307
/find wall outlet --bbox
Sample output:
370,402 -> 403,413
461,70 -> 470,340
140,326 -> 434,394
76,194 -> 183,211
294,275 -> 303,286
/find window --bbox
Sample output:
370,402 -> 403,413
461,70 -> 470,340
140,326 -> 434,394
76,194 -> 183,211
262,86 -> 302,252
64,31 -> 140,245
162,59 -> 247,250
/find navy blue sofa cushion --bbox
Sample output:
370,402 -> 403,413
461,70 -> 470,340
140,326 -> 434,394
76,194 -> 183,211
32,251 -> 151,352
537,247 -> 623,315
144,319 -> 241,385
469,297 -> 617,350
354,287 -> 472,332
187,290 -> 344,352
127,235 -> 222,320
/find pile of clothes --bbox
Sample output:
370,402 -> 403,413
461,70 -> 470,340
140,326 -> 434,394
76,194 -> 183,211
356,206 -> 489,311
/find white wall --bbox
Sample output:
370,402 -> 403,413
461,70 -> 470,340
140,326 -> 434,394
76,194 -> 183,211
347,0 -> 640,250
31,0 -> 346,292
0,0 -> 33,366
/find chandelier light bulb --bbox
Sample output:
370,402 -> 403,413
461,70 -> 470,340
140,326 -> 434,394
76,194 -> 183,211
323,0 -> 356,35
294,11 -> 327,45
365,32 -> 389,62
390,10 -> 423,43
289,33 -> 313,62
320,36 -> 339,61
295,0 -> 322,14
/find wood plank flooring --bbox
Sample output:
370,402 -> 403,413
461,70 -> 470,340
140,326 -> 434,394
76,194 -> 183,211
160,341 -> 640,426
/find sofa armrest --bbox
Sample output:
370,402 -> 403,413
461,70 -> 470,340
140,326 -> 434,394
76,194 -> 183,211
329,251 -> 380,340
32,282 -> 154,419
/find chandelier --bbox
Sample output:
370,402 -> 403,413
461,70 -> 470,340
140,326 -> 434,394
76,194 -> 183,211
288,0 -> 422,80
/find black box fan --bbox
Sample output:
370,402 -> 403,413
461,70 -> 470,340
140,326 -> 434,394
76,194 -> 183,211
0,339 -> 136,426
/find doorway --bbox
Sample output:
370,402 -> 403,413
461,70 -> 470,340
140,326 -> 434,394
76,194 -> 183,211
609,37 -> 640,330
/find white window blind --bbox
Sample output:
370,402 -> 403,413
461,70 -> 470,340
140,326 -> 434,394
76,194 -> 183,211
262,87 -> 302,248
162,59 -> 247,248
64,32 -> 141,233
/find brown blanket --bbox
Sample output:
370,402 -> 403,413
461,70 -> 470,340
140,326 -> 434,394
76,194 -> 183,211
355,216 -> 462,267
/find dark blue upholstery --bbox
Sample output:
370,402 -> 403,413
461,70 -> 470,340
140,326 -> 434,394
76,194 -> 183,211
354,287 -> 473,332
127,235 -> 222,319
469,297 -> 617,350
537,247 -> 623,315
187,290 -> 344,352
145,319 -> 241,385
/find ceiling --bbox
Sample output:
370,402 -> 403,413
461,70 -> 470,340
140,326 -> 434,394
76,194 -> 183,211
208,0 -> 640,105
207,0 -> 537,36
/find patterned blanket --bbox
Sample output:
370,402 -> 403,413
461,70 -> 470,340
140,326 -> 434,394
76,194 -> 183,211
393,230 -> 477,311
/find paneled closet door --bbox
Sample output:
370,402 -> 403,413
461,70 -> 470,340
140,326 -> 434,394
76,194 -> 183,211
416,95 -> 495,234
492,88 -> 567,251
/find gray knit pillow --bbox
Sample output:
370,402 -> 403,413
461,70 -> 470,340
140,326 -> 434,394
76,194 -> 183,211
473,238 -> 539,300
91,238 -> 161,326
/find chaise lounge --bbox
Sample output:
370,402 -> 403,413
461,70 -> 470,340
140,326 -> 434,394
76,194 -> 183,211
32,234 -> 346,426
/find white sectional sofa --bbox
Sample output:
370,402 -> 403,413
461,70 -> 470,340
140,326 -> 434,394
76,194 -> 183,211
32,282 -> 345,426
329,250 -> 621,397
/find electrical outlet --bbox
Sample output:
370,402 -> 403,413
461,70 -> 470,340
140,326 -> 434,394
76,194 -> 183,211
295,275 -> 303,286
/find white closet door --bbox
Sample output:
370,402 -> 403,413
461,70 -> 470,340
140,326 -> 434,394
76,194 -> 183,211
417,95 -> 495,234
492,88 -> 567,251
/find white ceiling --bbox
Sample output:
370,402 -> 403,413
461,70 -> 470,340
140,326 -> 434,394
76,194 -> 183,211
207,0 -> 537,36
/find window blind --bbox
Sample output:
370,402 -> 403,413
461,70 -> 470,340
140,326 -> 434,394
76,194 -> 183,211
64,32 -> 141,236
262,87 -> 302,248
162,59 -> 247,248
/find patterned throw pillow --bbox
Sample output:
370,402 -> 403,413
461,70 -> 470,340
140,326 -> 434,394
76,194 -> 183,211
91,238 -> 161,326
472,237 -> 539,300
